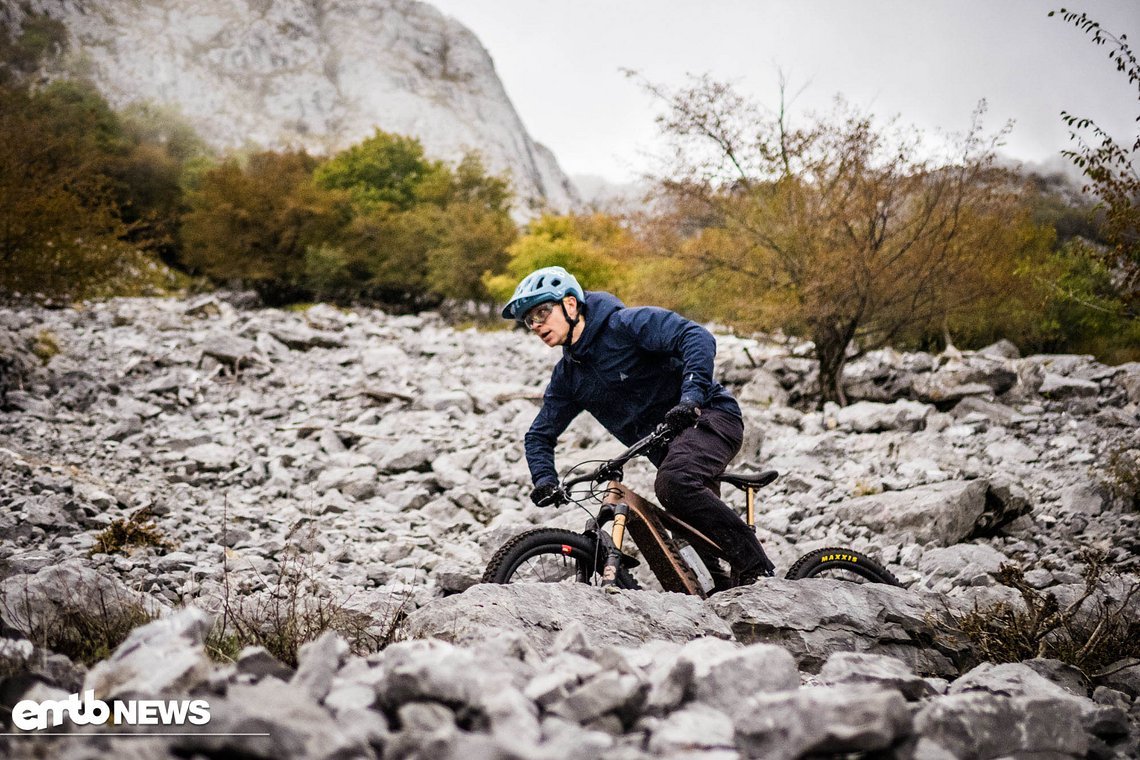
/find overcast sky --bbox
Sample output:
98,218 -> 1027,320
428,0 -> 1138,185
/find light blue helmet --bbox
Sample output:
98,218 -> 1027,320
501,266 -> 585,321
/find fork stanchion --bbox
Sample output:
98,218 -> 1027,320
601,502 -> 629,586
746,487 -> 756,532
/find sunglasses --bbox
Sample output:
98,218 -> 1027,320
522,302 -> 556,330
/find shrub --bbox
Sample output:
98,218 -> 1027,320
30,330 -> 60,363
941,553 -> 1140,673
90,507 -> 174,556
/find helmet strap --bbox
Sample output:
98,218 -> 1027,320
559,301 -> 581,348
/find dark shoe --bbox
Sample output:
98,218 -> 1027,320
732,565 -> 775,587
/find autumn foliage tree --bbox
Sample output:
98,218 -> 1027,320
179,150 -> 349,304
0,79 -> 191,300
642,75 -> 1043,405
485,213 -> 640,303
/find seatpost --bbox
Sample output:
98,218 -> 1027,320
746,487 -> 756,532
602,502 -> 630,586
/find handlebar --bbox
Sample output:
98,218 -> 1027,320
540,423 -> 677,506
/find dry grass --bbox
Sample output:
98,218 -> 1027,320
0,577 -> 157,666
206,514 -> 410,667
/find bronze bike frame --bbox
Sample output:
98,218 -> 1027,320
599,481 -> 763,598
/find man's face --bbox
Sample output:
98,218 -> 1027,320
525,297 -> 577,347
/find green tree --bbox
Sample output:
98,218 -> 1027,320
311,143 -> 514,306
314,130 -> 446,212
1050,8 -> 1140,313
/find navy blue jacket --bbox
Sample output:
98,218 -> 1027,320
525,291 -> 742,486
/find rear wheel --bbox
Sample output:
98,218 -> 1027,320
784,547 -> 900,585
481,528 -> 639,588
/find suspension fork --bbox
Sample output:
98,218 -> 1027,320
746,487 -> 756,532
601,501 -> 630,586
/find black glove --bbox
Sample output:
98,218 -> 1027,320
664,399 -> 701,432
530,483 -> 562,507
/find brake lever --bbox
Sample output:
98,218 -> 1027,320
537,486 -> 570,508
594,464 -> 623,483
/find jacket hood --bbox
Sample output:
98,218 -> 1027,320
567,291 -> 624,355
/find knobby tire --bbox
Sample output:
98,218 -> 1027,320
784,546 -> 901,585
481,528 -> 640,589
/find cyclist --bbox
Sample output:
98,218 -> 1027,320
502,265 -> 776,586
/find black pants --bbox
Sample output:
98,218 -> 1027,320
652,409 -> 775,575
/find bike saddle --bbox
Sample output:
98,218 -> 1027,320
718,469 -> 779,491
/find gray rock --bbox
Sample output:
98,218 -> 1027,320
183,443 -> 239,470
677,637 -> 800,715
835,399 -> 931,433
836,479 -> 988,546
978,338 -> 1021,359
1059,483 -> 1107,516
914,692 -> 1087,758
199,334 -> 257,367
371,639 -> 539,748
734,685 -> 911,760
919,543 -> 1010,590
361,345 -> 412,375
292,631 -> 349,702
523,651 -> 602,708
269,325 -> 345,350
170,677 -> 376,760
707,579 -> 958,676
645,703 -> 736,755
951,661 -> 1129,743
1096,658 -> 1140,698
547,671 -> 645,725
416,390 -> 475,413
403,584 -> 734,654
85,606 -> 213,698
1022,658 -> 1090,697
0,328 -> 40,404
983,438 -> 1039,464
949,396 -> 1019,425
0,560 -> 162,640
737,370 -> 789,408
818,651 -> 935,700
371,438 -> 434,473
385,701 -> 457,759
236,645 -> 295,682
315,465 -> 378,500
1039,372 -> 1100,398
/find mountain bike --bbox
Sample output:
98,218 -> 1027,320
482,424 -> 899,596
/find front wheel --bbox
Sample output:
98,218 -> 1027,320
481,528 -> 640,588
784,547 -> 901,585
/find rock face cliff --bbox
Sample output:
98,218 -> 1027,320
9,0 -> 579,212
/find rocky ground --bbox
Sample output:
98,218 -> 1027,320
0,294 -> 1138,759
